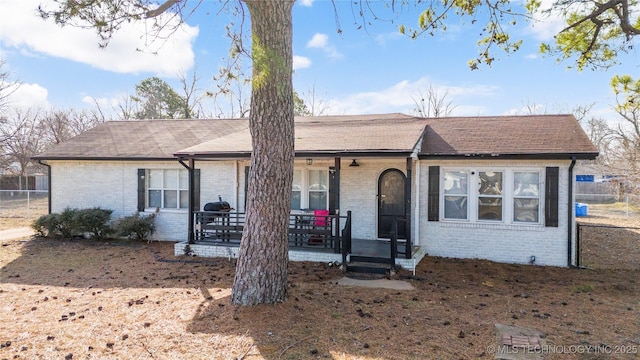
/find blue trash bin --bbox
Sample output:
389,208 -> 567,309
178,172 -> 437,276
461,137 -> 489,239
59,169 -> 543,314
575,203 -> 588,217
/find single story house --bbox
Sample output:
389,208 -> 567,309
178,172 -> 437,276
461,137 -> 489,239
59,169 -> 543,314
33,113 -> 598,268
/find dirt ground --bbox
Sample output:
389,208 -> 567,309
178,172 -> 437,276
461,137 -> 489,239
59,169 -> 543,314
0,206 -> 638,359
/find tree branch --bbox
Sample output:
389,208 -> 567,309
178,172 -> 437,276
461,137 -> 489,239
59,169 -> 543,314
146,0 -> 183,18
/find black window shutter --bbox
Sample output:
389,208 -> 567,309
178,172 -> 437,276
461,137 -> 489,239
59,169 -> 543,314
137,169 -> 145,212
545,167 -> 559,227
428,166 -> 440,221
193,169 -> 201,211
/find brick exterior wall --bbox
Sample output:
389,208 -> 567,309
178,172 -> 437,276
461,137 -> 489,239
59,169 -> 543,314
339,159 -> 408,240
48,160 -> 239,242
416,159 -> 574,267
49,158 -> 575,267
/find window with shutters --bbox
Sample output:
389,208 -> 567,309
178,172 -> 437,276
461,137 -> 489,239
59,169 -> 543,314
439,168 -> 544,225
147,169 -> 189,209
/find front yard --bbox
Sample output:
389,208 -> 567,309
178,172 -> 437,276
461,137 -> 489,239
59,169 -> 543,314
1,218 -> 638,359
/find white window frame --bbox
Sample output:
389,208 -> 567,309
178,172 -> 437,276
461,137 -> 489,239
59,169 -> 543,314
440,167 -> 543,225
291,167 -> 329,211
442,170 -> 470,220
513,171 -> 542,223
477,171 -> 504,222
147,169 -> 189,210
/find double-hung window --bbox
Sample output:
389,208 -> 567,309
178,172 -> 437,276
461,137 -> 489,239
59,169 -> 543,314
291,169 -> 328,210
440,168 -> 542,224
478,171 -> 503,221
443,170 -> 469,220
147,169 -> 189,209
513,172 -> 540,223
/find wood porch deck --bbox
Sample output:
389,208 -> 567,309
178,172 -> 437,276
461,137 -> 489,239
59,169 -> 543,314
182,210 -> 424,271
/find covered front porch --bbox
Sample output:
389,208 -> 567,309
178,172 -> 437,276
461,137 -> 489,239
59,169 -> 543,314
173,210 -> 425,270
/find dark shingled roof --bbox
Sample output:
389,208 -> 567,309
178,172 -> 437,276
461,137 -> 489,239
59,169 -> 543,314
32,119 -> 249,160
420,114 -> 598,158
33,113 -> 598,161
176,113 -> 428,156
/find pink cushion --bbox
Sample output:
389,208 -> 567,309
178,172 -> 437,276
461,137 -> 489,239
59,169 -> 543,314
313,209 -> 329,226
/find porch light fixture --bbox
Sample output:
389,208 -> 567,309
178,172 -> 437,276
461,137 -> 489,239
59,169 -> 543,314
349,159 -> 360,167
306,158 -> 313,165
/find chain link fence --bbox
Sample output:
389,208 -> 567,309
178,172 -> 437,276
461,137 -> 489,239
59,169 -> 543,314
575,188 -> 640,270
0,190 -> 49,230
575,193 -> 640,218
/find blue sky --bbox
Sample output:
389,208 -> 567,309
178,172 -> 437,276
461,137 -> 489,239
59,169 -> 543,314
0,0 -> 638,120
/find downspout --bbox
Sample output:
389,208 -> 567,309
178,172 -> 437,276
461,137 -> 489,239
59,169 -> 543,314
178,157 -> 194,244
567,157 -> 576,267
37,160 -> 52,214
414,160 -> 420,250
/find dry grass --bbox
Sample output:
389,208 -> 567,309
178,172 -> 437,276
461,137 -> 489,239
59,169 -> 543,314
0,196 -> 48,231
1,217 -> 639,359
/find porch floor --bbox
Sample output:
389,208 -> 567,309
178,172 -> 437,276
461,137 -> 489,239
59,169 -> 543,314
193,238 -> 414,258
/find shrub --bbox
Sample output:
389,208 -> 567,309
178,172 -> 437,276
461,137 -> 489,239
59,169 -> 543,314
75,208 -> 114,240
57,208 -> 80,238
31,207 -> 115,239
34,208 -> 80,238
32,214 -> 59,237
115,213 -> 157,241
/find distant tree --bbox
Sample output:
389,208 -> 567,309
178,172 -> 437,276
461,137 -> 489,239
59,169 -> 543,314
297,86 -> 330,116
207,54 -> 251,119
0,59 -> 20,116
293,91 -> 311,116
583,116 -> 616,163
411,85 -> 456,118
610,75 -> 640,182
1,106 -> 104,178
38,108 -> 103,145
131,77 -> 189,119
177,66 -> 203,119
0,108 -> 44,185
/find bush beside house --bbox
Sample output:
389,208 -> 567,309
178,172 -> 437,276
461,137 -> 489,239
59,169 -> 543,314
33,208 -> 156,241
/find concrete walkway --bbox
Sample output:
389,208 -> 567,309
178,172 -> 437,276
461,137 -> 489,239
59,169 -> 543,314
337,277 -> 415,290
0,227 -> 34,241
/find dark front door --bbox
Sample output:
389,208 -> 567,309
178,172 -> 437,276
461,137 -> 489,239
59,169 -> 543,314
378,169 -> 406,239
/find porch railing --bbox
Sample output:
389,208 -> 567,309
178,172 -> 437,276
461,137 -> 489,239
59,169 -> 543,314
193,210 -> 352,253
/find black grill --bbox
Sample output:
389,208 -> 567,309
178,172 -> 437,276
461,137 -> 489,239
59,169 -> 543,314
203,201 -> 232,212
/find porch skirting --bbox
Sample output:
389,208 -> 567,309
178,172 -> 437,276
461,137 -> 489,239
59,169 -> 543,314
174,241 -> 427,271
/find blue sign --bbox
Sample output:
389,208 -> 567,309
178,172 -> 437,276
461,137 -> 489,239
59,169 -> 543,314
576,175 -> 594,182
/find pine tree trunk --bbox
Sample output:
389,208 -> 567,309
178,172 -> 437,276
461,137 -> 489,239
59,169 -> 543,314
231,0 -> 295,306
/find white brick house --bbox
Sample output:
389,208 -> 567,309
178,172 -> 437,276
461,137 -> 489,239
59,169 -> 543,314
34,113 -> 597,268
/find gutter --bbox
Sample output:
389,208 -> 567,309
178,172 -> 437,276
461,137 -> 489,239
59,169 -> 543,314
37,160 -> 52,214
173,150 -> 416,159
418,152 -> 599,160
568,157 -> 576,267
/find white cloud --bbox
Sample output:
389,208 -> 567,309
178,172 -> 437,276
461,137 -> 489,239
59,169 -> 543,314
0,0 -> 198,77
326,77 -> 497,116
293,55 -> 312,70
6,82 -> 49,109
306,33 -> 343,59
307,33 -> 329,48
298,0 -> 314,7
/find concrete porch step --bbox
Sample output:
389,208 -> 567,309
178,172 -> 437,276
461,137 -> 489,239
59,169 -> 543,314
346,259 -> 393,275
